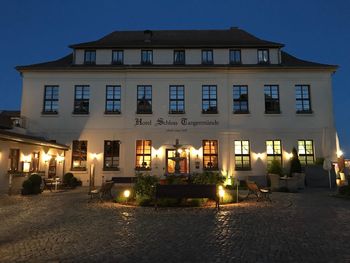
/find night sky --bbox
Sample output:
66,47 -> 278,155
0,0 -> 349,156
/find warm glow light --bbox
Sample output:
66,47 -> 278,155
43,153 -> 51,163
256,153 -> 263,159
337,150 -> 344,158
23,162 -> 30,172
284,152 -> 293,159
185,149 -> 190,154
90,153 -> 99,160
123,189 -> 131,198
177,149 -> 183,154
56,155 -> 64,163
218,186 -> 225,198
22,154 -> 32,163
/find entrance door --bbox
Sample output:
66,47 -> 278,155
166,149 -> 190,174
48,156 -> 57,178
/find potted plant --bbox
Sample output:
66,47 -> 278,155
267,159 -> 283,191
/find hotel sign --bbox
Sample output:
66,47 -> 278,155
135,117 -> 219,127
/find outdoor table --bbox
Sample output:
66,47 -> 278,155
280,176 -> 298,192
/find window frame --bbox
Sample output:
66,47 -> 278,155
295,85 -> 312,114
169,85 -> 185,114
111,50 -> 124,65
257,49 -> 270,64
141,50 -> 153,65
201,49 -> 214,64
266,140 -> 282,167
84,50 -> 96,64
202,85 -> 218,114
137,85 -> 152,114
233,85 -> 249,114
135,140 -> 152,170
73,85 -> 90,114
103,140 -> 120,171
71,140 -> 88,171
42,85 -> 59,114
264,85 -> 280,114
229,49 -> 242,64
234,140 -> 251,171
105,85 -> 121,114
298,140 -> 315,165
173,50 -> 185,65
202,140 -> 219,171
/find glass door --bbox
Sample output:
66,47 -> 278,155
166,149 -> 190,174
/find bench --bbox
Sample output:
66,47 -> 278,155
155,184 -> 219,210
246,181 -> 271,202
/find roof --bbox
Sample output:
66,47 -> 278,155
69,28 -> 284,49
0,129 -> 69,150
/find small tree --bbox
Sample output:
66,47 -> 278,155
289,147 -> 302,176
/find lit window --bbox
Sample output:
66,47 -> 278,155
105,85 -> 121,114
104,140 -> 120,170
296,85 -> 312,113
233,85 -> 249,113
169,85 -> 185,114
258,49 -> 269,64
136,140 -> 152,170
203,140 -> 218,170
202,50 -> 213,64
71,140 -> 87,170
43,86 -> 59,114
84,50 -> 96,64
202,85 -> 217,114
264,85 -> 280,113
298,140 -> 314,165
235,140 -> 251,170
137,85 -> 152,114
112,50 -> 124,64
266,140 -> 282,166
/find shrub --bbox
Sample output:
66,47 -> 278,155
22,173 -> 42,195
191,171 -> 225,185
165,174 -> 186,185
134,174 -> 159,199
267,159 -> 283,176
290,147 -> 302,175
338,185 -> 350,196
63,172 -> 81,188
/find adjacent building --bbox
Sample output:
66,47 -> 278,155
13,27 -> 338,186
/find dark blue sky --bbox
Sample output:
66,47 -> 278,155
0,0 -> 349,156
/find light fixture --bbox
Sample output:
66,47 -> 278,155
337,150 -> 343,158
218,185 -> 225,199
91,153 -> 98,160
123,189 -> 131,198
177,149 -> 183,154
56,155 -> 64,164
43,153 -> 51,163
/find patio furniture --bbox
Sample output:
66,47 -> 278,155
155,184 -> 219,210
280,176 -> 298,192
89,181 -> 115,202
42,178 -> 54,192
245,181 -> 271,202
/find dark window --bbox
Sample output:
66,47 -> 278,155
84,50 -> 96,64
234,140 -> 251,170
9,149 -> 20,172
105,85 -> 121,114
74,85 -> 90,114
298,140 -> 314,165
230,49 -> 241,64
203,140 -> 218,170
112,50 -> 124,64
169,85 -> 185,114
71,140 -> 87,170
266,140 -> 282,166
202,50 -> 213,64
137,85 -> 152,114
258,49 -> 269,64
43,86 -> 59,114
202,85 -> 217,114
31,152 -> 40,172
141,50 -> 153,64
233,85 -> 249,113
296,85 -> 312,113
104,140 -> 120,170
135,140 -> 152,170
174,50 -> 185,64
264,85 -> 280,113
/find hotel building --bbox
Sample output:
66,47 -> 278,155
9,27 -> 338,187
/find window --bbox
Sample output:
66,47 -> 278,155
112,50 -> 124,64
74,85 -> 90,114
296,85 -> 312,113
233,85 -> 249,113
135,140 -> 152,170
105,85 -> 121,114
230,49 -> 241,64
264,85 -> 280,113
9,149 -> 19,172
43,86 -> 59,114
234,140 -> 251,170
141,50 -> 153,64
169,85 -> 185,114
298,140 -> 314,165
202,50 -> 213,64
266,140 -> 282,166
137,85 -> 152,114
203,140 -> 218,170
202,85 -> 217,114
31,152 -> 40,172
258,49 -> 269,64
104,140 -> 120,170
71,140 -> 87,170
174,50 -> 185,64
84,50 -> 96,64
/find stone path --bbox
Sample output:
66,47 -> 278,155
0,188 -> 349,262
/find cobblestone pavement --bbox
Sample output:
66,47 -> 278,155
0,188 -> 349,263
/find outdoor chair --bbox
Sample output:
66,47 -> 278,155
42,178 -> 54,192
89,181 -> 115,202
245,181 -> 271,202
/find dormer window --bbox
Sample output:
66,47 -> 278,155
84,50 -> 96,64
112,50 -> 123,64
202,50 -> 213,64
141,50 -> 153,64
258,49 -> 269,64
230,49 -> 241,64
174,50 -> 185,65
